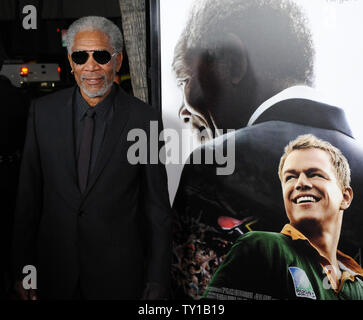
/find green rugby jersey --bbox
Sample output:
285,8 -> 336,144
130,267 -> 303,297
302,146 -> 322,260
204,224 -> 363,300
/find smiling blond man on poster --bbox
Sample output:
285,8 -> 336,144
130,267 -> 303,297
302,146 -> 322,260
204,134 -> 363,300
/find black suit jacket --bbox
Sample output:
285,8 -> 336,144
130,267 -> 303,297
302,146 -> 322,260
13,85 -> 172,299
174,98 -> 363,257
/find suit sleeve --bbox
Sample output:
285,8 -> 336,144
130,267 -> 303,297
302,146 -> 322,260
12,102 -> 43,281
141,111 -> 172,292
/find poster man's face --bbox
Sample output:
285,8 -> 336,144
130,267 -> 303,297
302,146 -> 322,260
176,43 -> 248,142
177,55 -> 225,142
281,148 -> 351,230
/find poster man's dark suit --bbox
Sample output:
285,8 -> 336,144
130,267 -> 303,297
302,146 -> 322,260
13,85 -> 172,299
173,96 -> 363,260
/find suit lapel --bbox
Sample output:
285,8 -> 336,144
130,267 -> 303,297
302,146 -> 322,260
47,86 -> 82,204
81,87 -> 131,200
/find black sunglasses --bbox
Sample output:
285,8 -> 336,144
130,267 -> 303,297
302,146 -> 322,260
71,50 -> 117,65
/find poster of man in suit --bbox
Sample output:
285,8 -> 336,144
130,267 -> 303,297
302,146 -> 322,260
159,0 -> 363,299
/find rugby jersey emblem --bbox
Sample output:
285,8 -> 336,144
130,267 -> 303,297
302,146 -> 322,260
288,267 -> 316,300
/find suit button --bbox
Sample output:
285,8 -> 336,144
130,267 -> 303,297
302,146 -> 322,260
78,211 -> 84,217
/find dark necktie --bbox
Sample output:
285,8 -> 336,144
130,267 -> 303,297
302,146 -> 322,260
78,108 -> 96,193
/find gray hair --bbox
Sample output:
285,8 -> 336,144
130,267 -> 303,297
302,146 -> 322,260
65,16 -> 123,53
173,0 -> 315,87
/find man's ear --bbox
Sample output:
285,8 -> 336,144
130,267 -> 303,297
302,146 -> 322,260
116,52 -> 123,73
67,53 -> 74,72
216,33 -> 248,85
340,187 -> 353,211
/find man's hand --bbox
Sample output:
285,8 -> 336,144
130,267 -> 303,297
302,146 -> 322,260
14,281 -> 37,300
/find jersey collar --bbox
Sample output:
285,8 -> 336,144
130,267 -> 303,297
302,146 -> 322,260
281,224 -> 363,277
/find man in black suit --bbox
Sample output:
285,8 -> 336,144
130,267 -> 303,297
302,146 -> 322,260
13,16 -> 172,300
171,0 -> 363,298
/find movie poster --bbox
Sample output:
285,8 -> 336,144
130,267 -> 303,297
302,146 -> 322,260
160,0 -> 363,299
